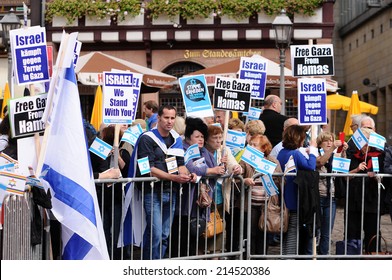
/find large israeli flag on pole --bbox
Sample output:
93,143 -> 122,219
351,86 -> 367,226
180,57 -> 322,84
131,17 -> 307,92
38,32 -> 109,260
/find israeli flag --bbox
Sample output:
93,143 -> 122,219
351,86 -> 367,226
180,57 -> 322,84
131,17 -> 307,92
332,156 -> 351,173
184,144 -> 201,165
352,128 -> 368,150
121,129 -> 139,146
247,107 -> 262,120
229,146 -> 242,157
261,174 -> 279,196
241,145 -> 264,169
89,137 -> 112,160
256,157 -> 277,175
0,163 -> 15,173
368,132 -> 386,151
130,123 -> 143,136
137,157 -> 151,175
226,129 -> 246,148
372,157 -> 379,173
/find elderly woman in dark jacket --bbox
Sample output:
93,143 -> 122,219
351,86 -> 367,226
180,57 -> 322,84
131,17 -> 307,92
347,128 -> 386,253
171,117 -> 225,257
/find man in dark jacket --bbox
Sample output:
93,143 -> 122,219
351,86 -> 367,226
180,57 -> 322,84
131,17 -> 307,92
259,95 -> 288,147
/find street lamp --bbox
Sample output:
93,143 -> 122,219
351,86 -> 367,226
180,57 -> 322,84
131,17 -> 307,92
272,9 -> 293,115
1,9 -> 21,96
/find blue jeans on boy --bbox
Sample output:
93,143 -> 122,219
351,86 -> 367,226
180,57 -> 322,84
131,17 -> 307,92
318,196 -> 336,255
143,191 -> 176,260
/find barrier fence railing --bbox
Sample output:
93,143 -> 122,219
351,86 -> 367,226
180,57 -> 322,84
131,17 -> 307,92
1,173 -> 391,260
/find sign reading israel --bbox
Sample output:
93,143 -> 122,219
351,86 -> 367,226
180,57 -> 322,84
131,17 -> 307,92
9,93 -> 47,138
9,26 -> 50,85
298,78 -> 327,125
213,76 -> 252,112
239,55 -> 268,100
103,71 -> 142,124
290,44 -> 334,77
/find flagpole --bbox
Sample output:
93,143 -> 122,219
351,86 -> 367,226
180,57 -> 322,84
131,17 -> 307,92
36,33 -> 71,175
113,124 -> 120,169
221,110 -> 230,160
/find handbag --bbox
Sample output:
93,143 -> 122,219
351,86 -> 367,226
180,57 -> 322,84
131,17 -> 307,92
202,207 -> 224,238
258,195 -> 289,233
190,218 -> 206,237
196,182 -> 212,208
366,235 -> 392,256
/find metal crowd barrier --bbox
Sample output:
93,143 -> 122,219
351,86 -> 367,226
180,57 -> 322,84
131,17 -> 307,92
247,172 -> 392,260
2,173 -> 391,260
1,193 -> 44,260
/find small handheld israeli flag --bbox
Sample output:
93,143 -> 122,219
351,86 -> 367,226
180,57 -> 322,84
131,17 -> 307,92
261,174 -> 279,196
89,137 -> 112,160
0,163 -> 15,173
229,146 -> 242,157
122,125 -> 143,146
241,145 -> 264,169
372,157 -> 380,173
226,129 -> 246,148
368,132 -> 386,151
332,156 -> 351,173
184,144 -> 200,165
352,128 -> 368,150
256,157 -> 277,175
247,107 -> 262,120
137,156 -> 151,175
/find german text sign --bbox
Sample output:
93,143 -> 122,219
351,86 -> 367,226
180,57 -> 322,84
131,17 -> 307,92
298,78 -> 327,125
9,26 -> 50,85
291,44 -> 334,77
239,55 -> 268,100
213,76 -> 252,112
103,71 -> 142,124
9,93 -> 47,138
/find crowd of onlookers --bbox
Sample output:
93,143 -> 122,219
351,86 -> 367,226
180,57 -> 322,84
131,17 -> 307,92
1,96 -> 391,260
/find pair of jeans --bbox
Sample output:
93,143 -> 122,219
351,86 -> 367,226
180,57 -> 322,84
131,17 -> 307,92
318,196 -> 336,255
143,191 -> 176,260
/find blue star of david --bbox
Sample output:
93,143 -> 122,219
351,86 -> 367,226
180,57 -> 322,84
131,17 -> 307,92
142,163 -> 148,169
376,139 -> 381,144
266,182 -> 272,188
232,136 -> 237,143
252,111 -> 256,116
357,137 -> 362,142
339,162 -> 345,168
264,165 -> 270,171
189,150 -> 194,155
99,145 -> 105,152
129,136 -> 134,141
250,155 -> 256,162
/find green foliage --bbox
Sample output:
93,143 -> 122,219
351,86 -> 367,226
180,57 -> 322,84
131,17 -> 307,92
45,0 -> 324,25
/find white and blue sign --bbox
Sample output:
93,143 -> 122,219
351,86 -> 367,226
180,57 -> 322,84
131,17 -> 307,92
179,74 -> 214,118
137,156 -> 151,175
89,137 -> 112,160
298,78 -> 327,125
103,71 -> 142,124
9,26 -> 50,85
239,55 -> 268,100
332,156 -> 351,173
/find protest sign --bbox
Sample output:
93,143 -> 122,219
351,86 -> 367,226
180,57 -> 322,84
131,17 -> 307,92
239,55 -> 268,99
103,71 -> 142,124
9,93 -> 47,138
298,78 -> 327,125
179,75 -> 214,118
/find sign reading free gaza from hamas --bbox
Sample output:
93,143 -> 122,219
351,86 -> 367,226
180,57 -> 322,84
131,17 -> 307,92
213,76 -> 252,113
9,93 -> 47,138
